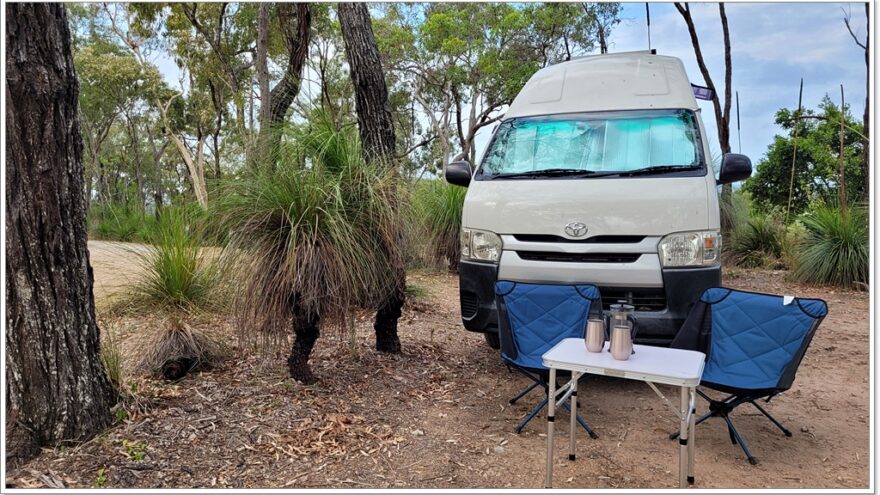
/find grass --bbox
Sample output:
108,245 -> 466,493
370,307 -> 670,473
132,206 -> 219,310
101,330 -> 123,391
793,203 -> 868,288
726,212 -> 785,268
410,179 -> 466,272
89,203 -> 156,242
134,315 -> 222,380
214,113 -> 403,340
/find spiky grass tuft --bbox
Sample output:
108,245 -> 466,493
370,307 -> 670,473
726,212 -> 785,268
411,180 -> 465,272
214,114 -> 403,343
132,207 -> 220,311
793,204 -> 868,288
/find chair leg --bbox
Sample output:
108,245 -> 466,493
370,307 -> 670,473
509,381 -> 541,405
515,396 -> 548,434
560,402 -> 599,439
749,400 -> 793,437
721,414 -> 758,465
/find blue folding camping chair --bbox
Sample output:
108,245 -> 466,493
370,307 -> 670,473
494,280 -> 601,438
670,287 -> 828,465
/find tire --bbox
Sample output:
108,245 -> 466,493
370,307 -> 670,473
484,332 -> 500,349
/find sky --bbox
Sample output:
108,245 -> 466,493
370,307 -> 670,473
153,2 -> 869,169
604,2 -> 869,164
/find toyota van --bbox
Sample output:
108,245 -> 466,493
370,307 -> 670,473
444,51 -> 752,347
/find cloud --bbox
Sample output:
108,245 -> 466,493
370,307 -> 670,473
605,2 -> 867,162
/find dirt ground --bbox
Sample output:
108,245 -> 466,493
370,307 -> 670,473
6,241 -> 870,489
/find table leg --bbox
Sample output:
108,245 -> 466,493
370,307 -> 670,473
545,367 -> 556,489
688,387 -> 696,485
569,373 -> 578,461
678,386 -> 689,488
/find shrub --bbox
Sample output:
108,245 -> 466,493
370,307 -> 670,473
89,203 -> 155,242
132,207 -> 218,310
726,211 -> 785,268
793,204 -> 868,288
214,114 -> 402,339
411,179 -> 465,271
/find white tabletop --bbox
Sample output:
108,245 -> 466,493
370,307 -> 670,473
542,338 -> 705,387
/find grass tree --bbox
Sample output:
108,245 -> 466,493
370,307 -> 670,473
215,115 -> 402,383
339,2 -> 407,354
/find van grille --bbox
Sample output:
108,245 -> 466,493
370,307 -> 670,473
599,287 -> 667,312
516,251 -> 641,263
513,234 -> 646,244
460,290 -> 479,318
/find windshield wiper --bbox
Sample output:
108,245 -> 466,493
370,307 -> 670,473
490,168 -> 598,179
617,165 -> 702,177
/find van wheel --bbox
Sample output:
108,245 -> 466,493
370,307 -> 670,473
484,332 -> 500,349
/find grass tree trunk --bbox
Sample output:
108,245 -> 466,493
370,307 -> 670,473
338,2 -> 405,354
5,3 -> 117,466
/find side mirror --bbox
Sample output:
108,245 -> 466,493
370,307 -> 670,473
717,153 -> 752,185
445,160 -> 472,187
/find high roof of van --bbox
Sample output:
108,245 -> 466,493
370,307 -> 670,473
505,51 -> 700,119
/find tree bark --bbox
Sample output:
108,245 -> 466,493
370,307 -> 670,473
269,4 -> 310,126
338,2 -> 405,354
338,2 -> 397,162
256,3 -> 271,129
5,3 -> 117,466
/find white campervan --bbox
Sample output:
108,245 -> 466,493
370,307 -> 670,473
445,51 -> 752,348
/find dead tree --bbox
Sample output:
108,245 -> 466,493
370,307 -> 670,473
6,3 -> 117,465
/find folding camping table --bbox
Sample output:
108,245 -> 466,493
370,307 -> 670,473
542,338 -> 706,488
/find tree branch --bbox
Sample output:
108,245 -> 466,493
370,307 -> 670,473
843,7 -> 868,50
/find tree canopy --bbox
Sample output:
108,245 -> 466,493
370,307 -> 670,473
744,96 -> 866,214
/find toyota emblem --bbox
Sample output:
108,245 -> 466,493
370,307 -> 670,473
564,222 -> 588,238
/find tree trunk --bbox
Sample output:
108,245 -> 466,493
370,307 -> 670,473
256,3 -> 271,129
269,4 -> 310,126
338,3 -> 397,161
5,3 -> 117,466
597,22 -> 608,54
338,2 -> 405,354
675,2 -> 734,218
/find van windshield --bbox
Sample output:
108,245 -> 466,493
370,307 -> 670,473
477,110 -> 703,180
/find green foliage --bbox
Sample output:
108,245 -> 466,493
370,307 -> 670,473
214,114 -> 402,335
744,96 -> 866,215
793,204 -> 868,288
133,207 -> 218,310
101,331 -> 123,391
726,211 -> 785,268
410,179 -> 466,271
121,440 -> 147,461
95,467 -> 107,488
89,203 -> 156,242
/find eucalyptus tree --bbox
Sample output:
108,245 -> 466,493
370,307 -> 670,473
75,38 -> 164,206
7,3 -> 117,464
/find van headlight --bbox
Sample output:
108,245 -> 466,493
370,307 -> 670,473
461,228 -> 502,263
658,231 -> 721,267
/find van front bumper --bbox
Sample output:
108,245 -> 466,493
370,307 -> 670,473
457,260 -> 720,344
